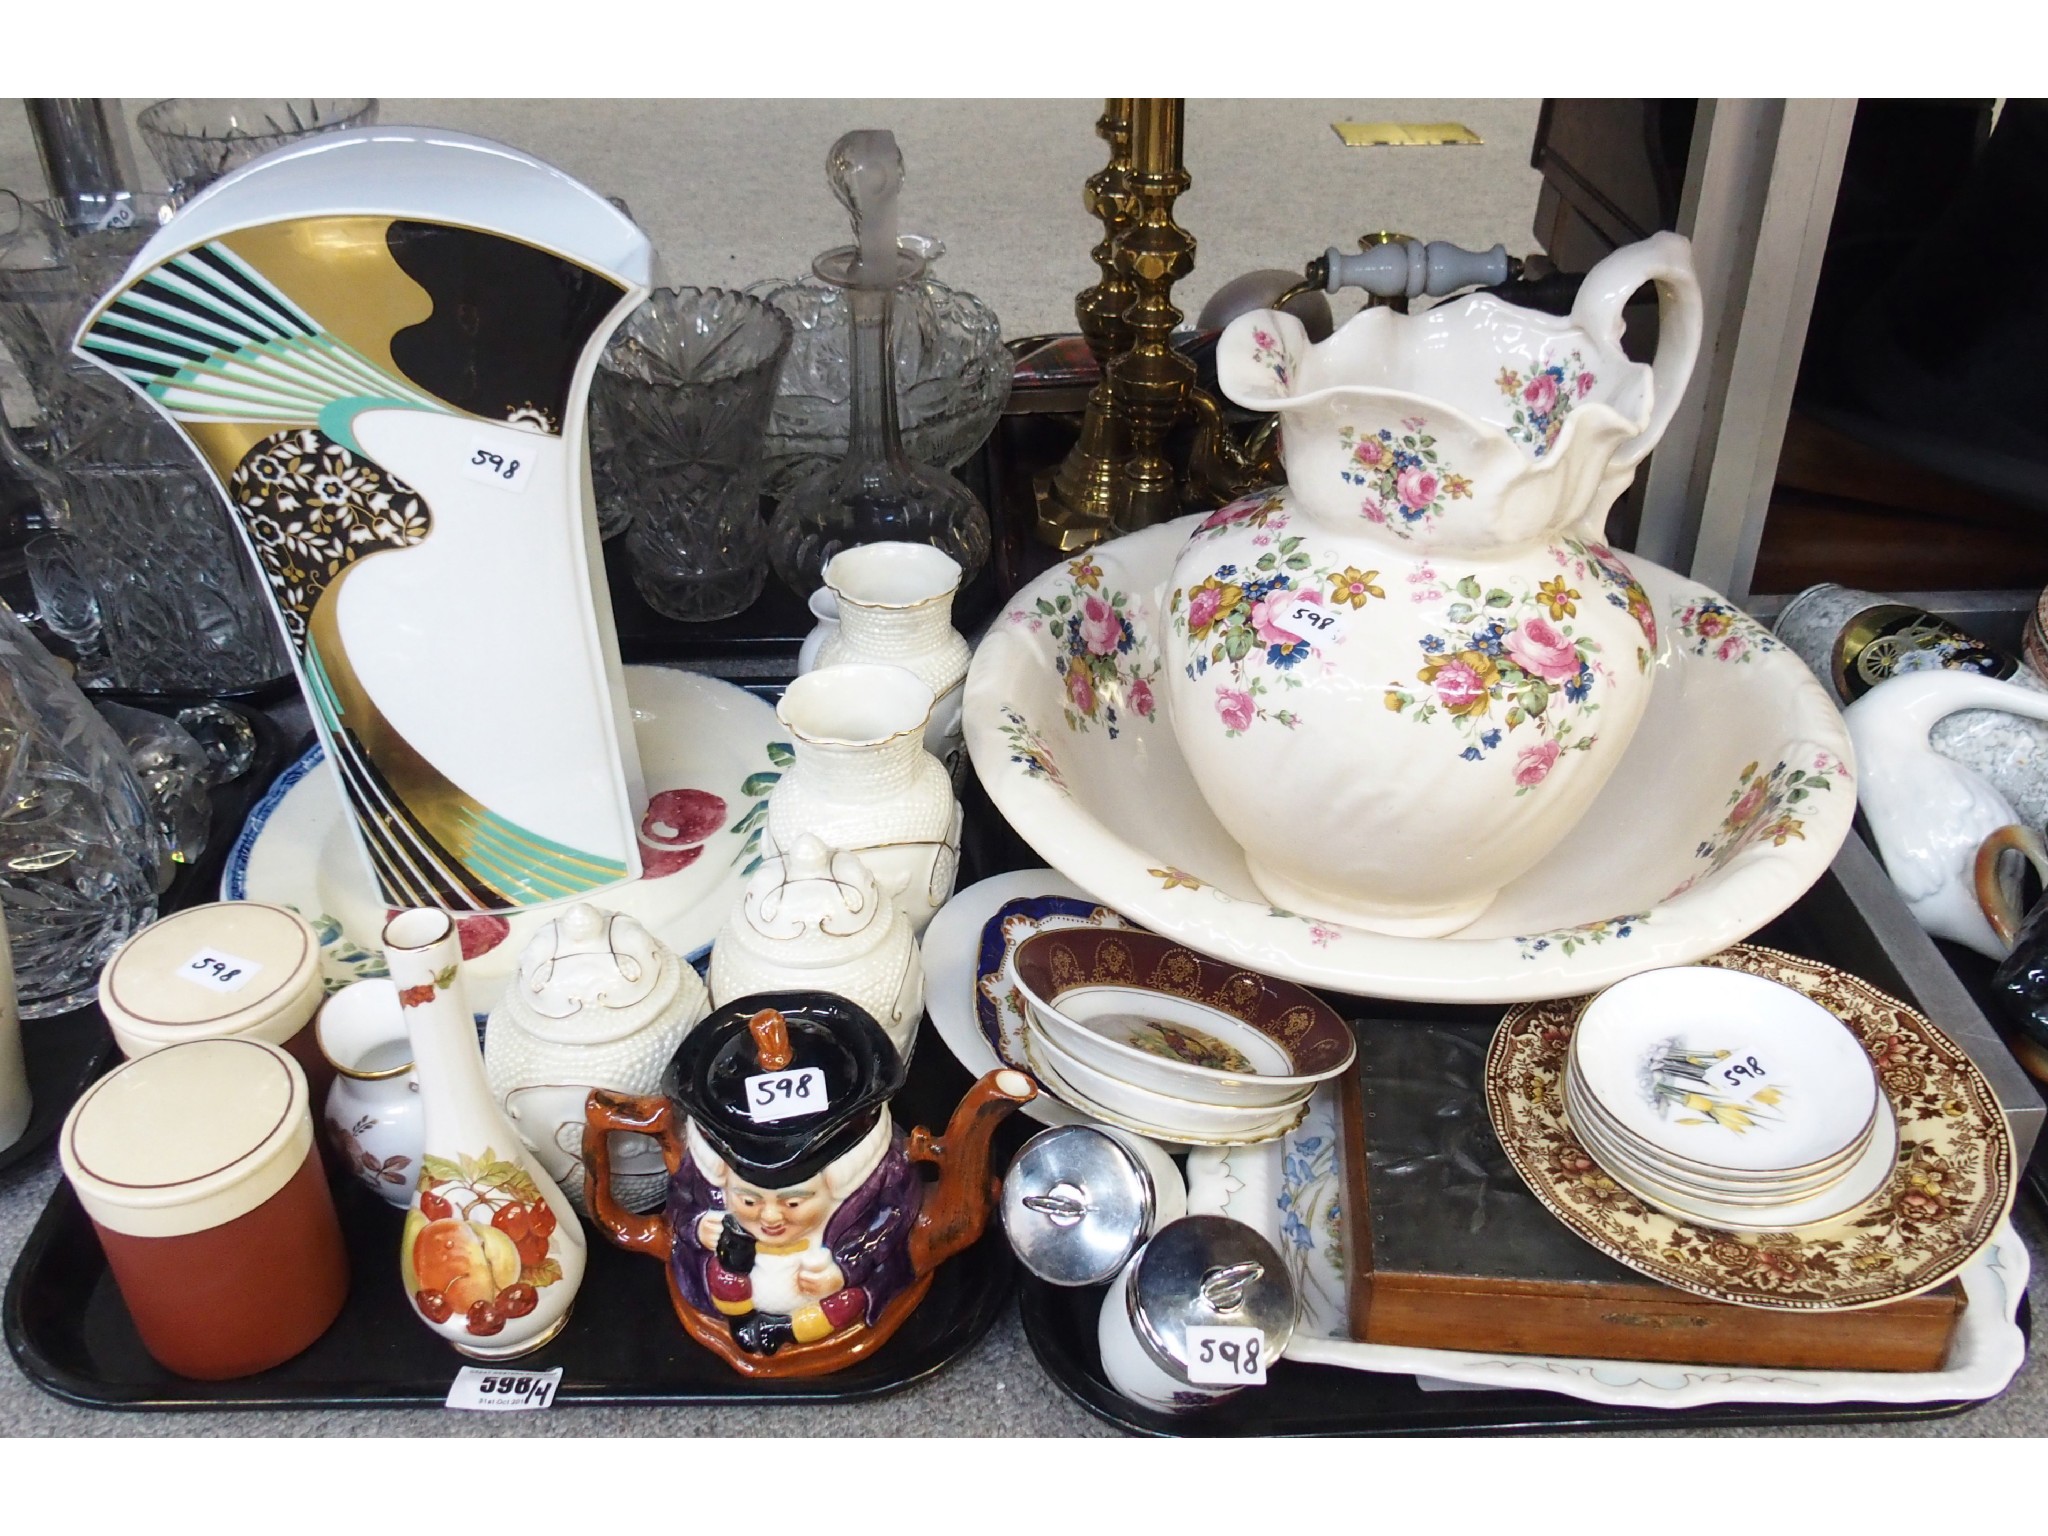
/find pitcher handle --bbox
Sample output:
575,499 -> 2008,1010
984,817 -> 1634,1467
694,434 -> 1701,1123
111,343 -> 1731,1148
582,1088 -> 681,1257
1975,824 -> 2048,951
1570,230 -> 1703,472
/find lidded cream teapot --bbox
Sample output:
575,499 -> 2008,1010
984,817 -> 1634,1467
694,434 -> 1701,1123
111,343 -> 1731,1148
1158,232 -> 1704,936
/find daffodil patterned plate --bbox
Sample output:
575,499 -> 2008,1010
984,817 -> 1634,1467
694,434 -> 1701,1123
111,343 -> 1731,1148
1485,946 -> 2014,1311
1568,964 -> 1881,1176
223,666 -> 787,1003
1260,1081 -> 2030,1409
963,515 -> 1855,1002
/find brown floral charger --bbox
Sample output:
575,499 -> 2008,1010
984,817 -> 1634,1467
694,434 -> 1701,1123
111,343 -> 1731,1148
1485,945 -> 2014,1311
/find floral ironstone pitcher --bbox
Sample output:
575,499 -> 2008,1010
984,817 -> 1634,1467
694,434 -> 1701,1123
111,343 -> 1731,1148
1159,232 -> 1704,937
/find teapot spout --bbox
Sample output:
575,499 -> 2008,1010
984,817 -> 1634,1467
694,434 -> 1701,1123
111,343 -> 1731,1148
906,1068 -> 1037,1274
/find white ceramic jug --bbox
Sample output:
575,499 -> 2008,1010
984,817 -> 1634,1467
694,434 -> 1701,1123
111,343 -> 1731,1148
1156,233 -> 1703,936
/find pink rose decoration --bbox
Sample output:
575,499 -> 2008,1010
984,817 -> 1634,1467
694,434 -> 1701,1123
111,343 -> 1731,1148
1186,586 -> 1223,632
1504,617 -> 1584,684
1514,740 -> 1561,787
1729,780 -> 1768,827
1576,371 -> 1597,397
1354,437 -> 1385,468
1433,660 -> 1488,712
1129,678 -> 1156,718
1395,466 -> 1439,510
1522,372 -> 1559,414
1066,666 -> 1096,717
1717,636 -> 1747,662
1251,590 -> 1316,646
1216,687 -> 1255,732
1078,594 -> 1123,656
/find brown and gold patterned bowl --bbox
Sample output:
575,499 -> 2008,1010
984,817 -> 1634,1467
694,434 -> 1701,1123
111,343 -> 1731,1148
1012,929 -> 1355,1107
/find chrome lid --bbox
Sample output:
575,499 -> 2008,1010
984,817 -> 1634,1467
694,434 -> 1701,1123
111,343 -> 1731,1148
1001,1124 -> 1154,1287
1126,1215 -> 1296,1383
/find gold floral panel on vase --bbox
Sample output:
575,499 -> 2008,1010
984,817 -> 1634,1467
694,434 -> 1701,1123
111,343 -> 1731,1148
1485,945 -> 2014,1311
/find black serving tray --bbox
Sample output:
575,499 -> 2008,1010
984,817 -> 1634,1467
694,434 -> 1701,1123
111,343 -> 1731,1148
4,991 -> 1016,1410
1013,865 -> 2024,1436
0,697 -> 289,1179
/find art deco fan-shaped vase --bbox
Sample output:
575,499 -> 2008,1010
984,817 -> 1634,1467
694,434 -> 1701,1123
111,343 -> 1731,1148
72,129 -> 652,914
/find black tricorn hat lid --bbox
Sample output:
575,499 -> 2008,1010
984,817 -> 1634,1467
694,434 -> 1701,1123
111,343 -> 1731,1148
662,990 -> 904,1187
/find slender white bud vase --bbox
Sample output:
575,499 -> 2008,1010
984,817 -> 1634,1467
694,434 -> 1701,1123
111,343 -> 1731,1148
766,664 -> 960,936
387,908 -> 585,1359
807,542 -> 972,762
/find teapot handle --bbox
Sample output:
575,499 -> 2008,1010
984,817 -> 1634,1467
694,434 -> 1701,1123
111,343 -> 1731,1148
582,1088 -> 682,1257
1975,824 -> 2048,951
1569,231 -> 1703,472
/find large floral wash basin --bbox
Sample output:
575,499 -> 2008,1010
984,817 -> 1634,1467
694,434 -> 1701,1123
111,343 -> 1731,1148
963,515 -> 1855,1003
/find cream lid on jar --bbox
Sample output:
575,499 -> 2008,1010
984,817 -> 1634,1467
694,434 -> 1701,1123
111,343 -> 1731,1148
60,1037 -> 314,1238
98,902 -> 323,1057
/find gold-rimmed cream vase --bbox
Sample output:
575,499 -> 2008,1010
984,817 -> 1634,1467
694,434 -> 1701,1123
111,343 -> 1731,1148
315,977 -> 421,1209
808,542 -> 970,762
768,663 -> 960,936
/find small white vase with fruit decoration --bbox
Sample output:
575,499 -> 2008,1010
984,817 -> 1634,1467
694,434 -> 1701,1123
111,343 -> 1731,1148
388,907 -> 586,1359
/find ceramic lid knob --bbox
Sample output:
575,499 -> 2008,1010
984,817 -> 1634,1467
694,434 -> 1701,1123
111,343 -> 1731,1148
731,836 -> 894,964
515,902 -> 664,1020
1001,1125 -> 1154,1288
1126,1215 -> 1297,1384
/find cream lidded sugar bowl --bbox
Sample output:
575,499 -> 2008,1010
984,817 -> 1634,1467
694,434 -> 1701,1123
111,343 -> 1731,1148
709,834 -> 924,1059
1001,1123 -> 1188,1288
485,902 -> 709,1214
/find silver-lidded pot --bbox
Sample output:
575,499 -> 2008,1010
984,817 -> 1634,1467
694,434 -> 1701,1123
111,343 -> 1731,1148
1000,1124 -> 1187,1287
1096,1214 -> 1296,1413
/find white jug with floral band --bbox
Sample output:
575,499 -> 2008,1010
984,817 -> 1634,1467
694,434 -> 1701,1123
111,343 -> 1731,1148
1158,233 -> 1704,937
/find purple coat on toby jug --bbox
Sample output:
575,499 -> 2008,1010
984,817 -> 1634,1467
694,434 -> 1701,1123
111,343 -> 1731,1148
583,989 -> 1034,1377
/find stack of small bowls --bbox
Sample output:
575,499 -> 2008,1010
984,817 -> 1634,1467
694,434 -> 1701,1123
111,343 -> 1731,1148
1564,966 -> 1898,1231
1010,929 -> 1355,1146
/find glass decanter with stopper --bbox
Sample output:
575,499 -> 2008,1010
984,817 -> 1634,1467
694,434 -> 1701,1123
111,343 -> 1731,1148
767,130 -> 990,596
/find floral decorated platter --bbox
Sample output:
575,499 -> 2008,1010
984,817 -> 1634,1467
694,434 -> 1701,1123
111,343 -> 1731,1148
1258,1082 -> 2029,1410
962,514 -> 1856,1001
1485,946 -> 2014,1312
223,666 -> 787,1003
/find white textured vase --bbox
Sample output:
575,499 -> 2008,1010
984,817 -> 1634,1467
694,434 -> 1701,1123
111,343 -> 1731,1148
388,908 -> 586,1360
484,903 -> 707,1213
808,542 -> 972,762
767,664 -> 960,936
709,834 -> 924,1056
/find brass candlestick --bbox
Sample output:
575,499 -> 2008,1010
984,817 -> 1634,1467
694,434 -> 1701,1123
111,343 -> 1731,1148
1032,98 -> 1135,552
1109,98 -> 1195,534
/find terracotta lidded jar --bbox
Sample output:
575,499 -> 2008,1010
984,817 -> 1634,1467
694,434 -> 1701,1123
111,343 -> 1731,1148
98,900 -> 329,1101
709,834 -> 924,1058
58,1037 -> 349,1380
